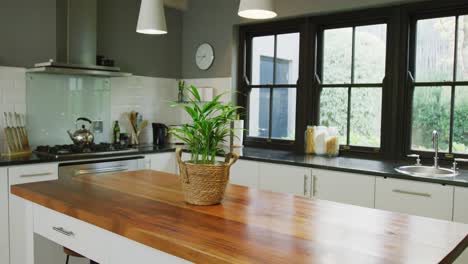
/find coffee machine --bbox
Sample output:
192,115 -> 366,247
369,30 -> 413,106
152,123 -> 168,145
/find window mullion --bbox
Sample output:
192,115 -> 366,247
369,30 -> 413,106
449,16 -> 459,154
347,27 -> 357,146
268,35 -> 278,141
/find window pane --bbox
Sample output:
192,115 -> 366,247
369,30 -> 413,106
271,88 -> 296,140
354,24 -> 387,83
457,15 -> 468,81
251,35 -> 275,85
248,88 -> 270,138
323,28 -> 352,84
411,86 -> 451,152
415,17 -> 455,82
350,88 -> 382,147
319,88 -> 348,144
275,33 -> 300,85
453,86 -> 468,154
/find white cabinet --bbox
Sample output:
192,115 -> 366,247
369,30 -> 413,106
258,163 -> 311,197
148,153 -> 177,174
229,160 -> 259,188
108,232 -> 190,264
375,178 -> 454,220
312,169 -> 375,208
34,204 -> 107,263
9,163 -> 58,264
454,187 -> 468,223
453,187 -> 468,264
0,168 -> 9,264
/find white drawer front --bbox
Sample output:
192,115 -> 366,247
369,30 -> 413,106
312,169 -> 376,208
375,178 -> 454,220
9,163 -> 58,185
33,204 -> 107,263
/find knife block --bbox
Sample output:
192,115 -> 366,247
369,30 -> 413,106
2,125 -> 32,158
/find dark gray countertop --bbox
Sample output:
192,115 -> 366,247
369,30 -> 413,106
233,147 -> 468,188
1,145 -> 467,188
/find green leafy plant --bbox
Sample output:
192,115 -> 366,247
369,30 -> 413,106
170,85 -> 241,164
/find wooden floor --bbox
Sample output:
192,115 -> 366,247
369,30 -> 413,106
11,170 -> 468,264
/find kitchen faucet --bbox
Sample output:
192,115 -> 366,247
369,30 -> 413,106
432,130 -> 439,168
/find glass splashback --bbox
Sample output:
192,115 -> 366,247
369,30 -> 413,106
26,73 -> 111,147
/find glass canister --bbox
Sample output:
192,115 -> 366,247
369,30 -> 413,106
304,126 -> 315,154
325,127 -> 340,157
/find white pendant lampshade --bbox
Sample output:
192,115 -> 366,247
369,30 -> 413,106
238,0 -> 277,20
137,0 -> 167,35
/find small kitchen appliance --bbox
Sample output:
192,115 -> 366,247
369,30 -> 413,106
152,123 -> 168,145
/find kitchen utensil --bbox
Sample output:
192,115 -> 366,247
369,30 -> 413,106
67,117 -> 95,146
20,114 -> 30,150
3,112 -> 16,152
16,113 -> 30,151
7,112 -> 20,151
10,112 -> 23,151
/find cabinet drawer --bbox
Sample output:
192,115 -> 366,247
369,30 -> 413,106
33,204 -> 107,263
312,169 -> 375,208
230,160 -> 259,188
375,178 -> 454,220
9,163 -> 58,185
258,163 -> 311,197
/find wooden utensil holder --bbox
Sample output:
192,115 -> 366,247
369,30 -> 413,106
2,112 -> 31,157
2,127 -> 32,157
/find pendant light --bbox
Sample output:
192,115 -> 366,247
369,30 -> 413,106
137,0 -> 167,35
238,0 -> 277,20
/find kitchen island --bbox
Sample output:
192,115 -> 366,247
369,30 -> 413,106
10,170 -> 468,264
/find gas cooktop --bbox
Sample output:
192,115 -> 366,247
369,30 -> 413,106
34,143 -> 138,159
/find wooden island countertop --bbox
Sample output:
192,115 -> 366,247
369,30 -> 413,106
10,170 -> 468,264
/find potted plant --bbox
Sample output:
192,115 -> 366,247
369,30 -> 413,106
170,85 -> 240,205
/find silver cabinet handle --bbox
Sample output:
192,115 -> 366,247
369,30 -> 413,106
303,175 -> 308,196
20,172 -> 53,178
392,189 -> 431,198
52,227 -> 74,237
312,175 -> 317,197
74,166 -> 129,176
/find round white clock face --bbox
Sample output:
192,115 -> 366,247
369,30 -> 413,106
195,43 -> 214,70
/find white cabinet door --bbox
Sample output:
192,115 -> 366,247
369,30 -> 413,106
229,160 -> 259,188
148,153 -> 177,174
9,163 -> 58,264
453,187 -> 468,264
375,178 -> 454,220
107,232 -> 190,264
312,168 -> 375,208
258,163 -> 311,197
0,168 -> 9,264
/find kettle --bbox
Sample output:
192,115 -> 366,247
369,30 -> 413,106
67,117 -> 95,146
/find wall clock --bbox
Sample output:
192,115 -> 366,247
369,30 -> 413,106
195,43 -> 215,70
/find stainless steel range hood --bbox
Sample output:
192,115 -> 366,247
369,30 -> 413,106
27,0 -> 131,77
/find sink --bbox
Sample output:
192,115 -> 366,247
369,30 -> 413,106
395,165 -> 459,178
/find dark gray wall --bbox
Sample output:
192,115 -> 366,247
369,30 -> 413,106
0,0 -> 57,67
181,0 -> 240,79
97,0 -> 183,79
181,0 -> 423,79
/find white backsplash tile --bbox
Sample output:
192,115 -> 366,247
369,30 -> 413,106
0,66 -> 235,147
110,76 -> 183,144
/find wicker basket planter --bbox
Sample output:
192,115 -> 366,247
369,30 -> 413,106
176,148 -> 239,205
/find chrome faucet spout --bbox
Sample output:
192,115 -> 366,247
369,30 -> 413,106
432,130 -> 439,168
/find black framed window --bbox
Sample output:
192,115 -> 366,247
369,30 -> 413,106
318,23 -> 387,151
408,14 -> 468,157
243,30 -> 301,146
